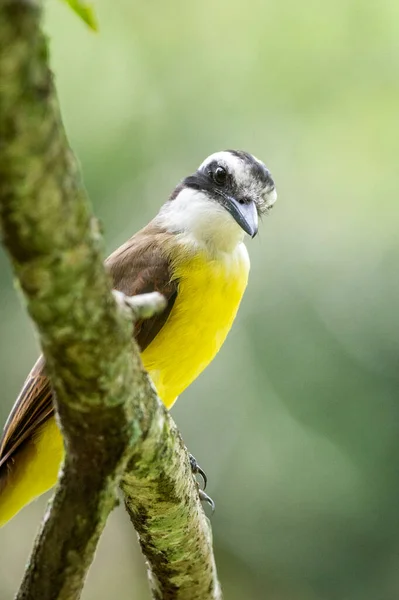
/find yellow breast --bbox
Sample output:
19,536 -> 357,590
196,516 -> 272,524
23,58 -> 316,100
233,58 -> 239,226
141,242 -> 250,408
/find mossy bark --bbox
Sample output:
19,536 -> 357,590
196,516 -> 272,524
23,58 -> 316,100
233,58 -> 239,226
0,1 -> 221,599
122,414 -> 221,600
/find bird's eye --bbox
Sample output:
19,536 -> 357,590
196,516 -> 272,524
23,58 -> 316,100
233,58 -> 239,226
213,166 -> 227,186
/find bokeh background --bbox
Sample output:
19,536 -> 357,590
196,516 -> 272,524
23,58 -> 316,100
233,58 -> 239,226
1,0 -> 399,598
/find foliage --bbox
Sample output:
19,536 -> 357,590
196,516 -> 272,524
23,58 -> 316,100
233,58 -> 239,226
62,0 -> 97,31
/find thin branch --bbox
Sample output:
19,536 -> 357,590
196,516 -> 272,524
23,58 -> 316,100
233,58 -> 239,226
0,1 -> 221,599
122,416 -> 222,600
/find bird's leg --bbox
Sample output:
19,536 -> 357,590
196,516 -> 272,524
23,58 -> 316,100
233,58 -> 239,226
189,454 -> 215,514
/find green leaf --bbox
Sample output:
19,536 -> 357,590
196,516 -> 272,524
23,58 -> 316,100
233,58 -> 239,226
62,0 -> 98,31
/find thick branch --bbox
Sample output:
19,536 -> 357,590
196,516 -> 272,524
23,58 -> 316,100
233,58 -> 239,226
0,1 -> 221,599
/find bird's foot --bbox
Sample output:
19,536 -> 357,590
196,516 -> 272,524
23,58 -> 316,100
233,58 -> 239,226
189,454 -> 215,514
189,453 -> 207,490
112,289 -> 166,320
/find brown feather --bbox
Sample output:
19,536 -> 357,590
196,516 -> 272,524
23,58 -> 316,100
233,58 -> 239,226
0,356 -> 52,471
105,223 -> 178,351
0,222 -> 178,479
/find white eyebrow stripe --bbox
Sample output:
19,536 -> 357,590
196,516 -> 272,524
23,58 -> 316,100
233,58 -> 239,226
199,151 -> 249,181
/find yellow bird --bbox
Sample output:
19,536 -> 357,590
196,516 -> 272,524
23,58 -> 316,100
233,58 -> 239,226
0,150 -> 277,526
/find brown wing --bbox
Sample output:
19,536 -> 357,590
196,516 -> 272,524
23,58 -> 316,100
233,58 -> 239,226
105,223 -> 178,351
0,222 -> 178,477
0,355 -> 52,473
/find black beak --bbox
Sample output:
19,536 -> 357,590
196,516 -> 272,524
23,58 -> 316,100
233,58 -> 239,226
224,196 -> 258,238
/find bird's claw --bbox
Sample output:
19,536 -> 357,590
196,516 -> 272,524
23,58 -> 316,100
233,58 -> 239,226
189,454 -> 215,514
199,489 -> 215,514
189,453 -> 207,490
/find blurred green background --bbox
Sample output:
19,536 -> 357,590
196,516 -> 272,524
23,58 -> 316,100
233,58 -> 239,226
1,0 -> 399,598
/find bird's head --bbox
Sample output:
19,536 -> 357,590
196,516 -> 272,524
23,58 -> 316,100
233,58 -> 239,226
157,150 -> 277,253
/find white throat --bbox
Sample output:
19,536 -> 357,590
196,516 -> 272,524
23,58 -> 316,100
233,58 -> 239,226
156,188 -> 246,254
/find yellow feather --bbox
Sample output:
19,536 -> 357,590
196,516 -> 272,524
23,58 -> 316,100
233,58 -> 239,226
0,418 -> 63,526
143,244 -> 249,407
0,244 -> 249,526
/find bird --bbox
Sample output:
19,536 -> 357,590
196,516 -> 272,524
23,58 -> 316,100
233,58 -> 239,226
0,150 -> 277,527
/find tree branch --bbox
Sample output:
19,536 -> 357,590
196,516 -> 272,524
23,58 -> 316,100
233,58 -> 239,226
0,1 -> 221,599
122,413 -> 221,600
